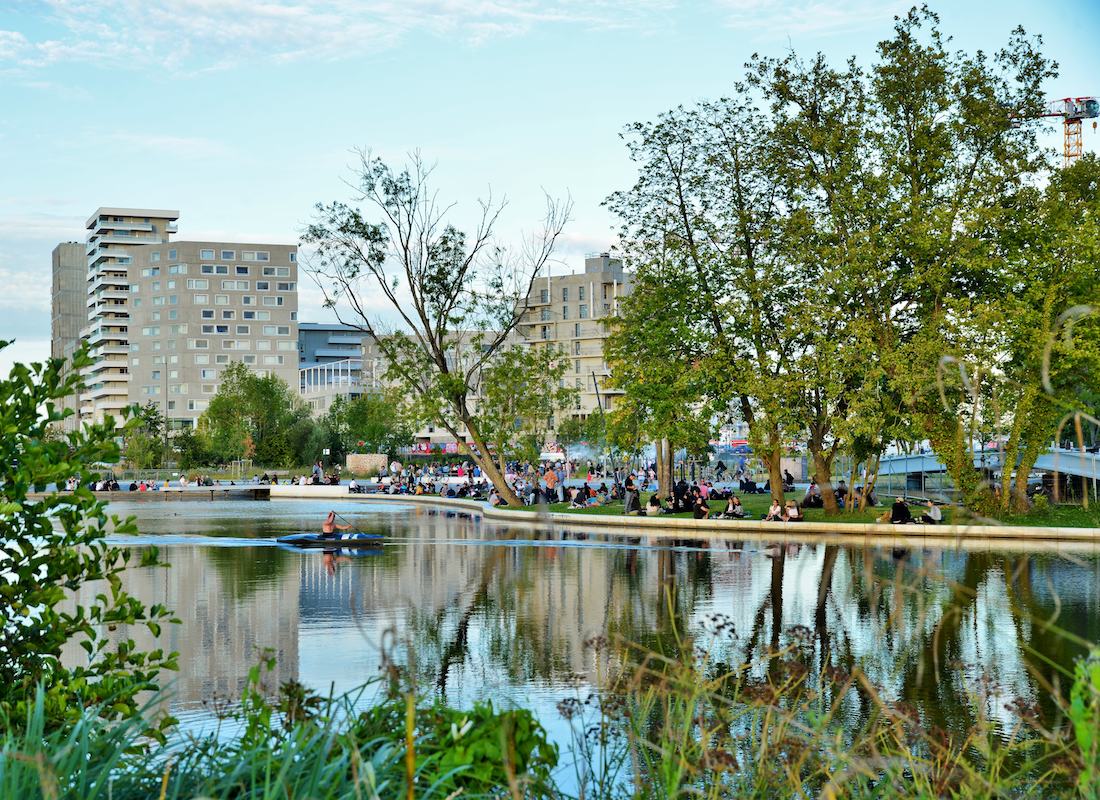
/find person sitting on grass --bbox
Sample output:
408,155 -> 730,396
488,488 -> 503,507
645,494 -> 665,516
569,487 -> 587,509
723,496 -> 751,519
890,497 -> 914,524
919,499 -> 942,524
783,500 -> 804,522
764,499 -> 783,521
693,490 -> 710,520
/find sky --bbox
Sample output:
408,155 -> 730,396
2,0 -> 1099,376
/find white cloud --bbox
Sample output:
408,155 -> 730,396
715,0 -> 909,38
3,0 -> 674,73
0,267 -> 50,311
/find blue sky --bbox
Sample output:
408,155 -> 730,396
3,0 -> 1099,374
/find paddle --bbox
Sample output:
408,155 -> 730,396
333,511 -> 382,539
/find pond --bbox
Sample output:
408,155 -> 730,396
70,498 -> 1100,748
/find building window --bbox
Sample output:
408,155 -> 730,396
201,265 -> 214,274
563,288 -> 569,302
187,339 -> 209,349
202,384 -> 216,394
216,325 -> 228,334
242,296 -> 256,306
169,309 -> 178,320
195,354 -> 210,364
130,343 -> 140,352
216,265 -> 229,274
194,294 -> 209,305
151,312 -> 161,322
562,305 -> 569,320
575,359 -> 580,372
132,298 -> 142,309
201,309 -> 214,319
277,340 -> 295,350
168,249 -> 177,260
574,341 -> 581,355
579,286 -> 585,301
169,384 -> 187,394
236,266 -> 249,275
151,370 -> 161,380
242,354 -> 257,364
256,281 -> 269,291
202,325 -> 214,333
168,264 -> 186,274
200,249 -> 214,259
263,355 -> 284,365
187,279 -> 208,290
215,354 -> 229,364
540,288 -> 548,303
201,369 -> 216,379
256,340 -> 270,350
215,295 -> 229,305
221,310 -> 234,319
541,326 -> 549,340
258,311 -> 271,320
262,296 -> 282,306
131,357 -> 139,366
221,250 -> 235,260
540,308 -> 551,321
129,284 -> 139,293
166,280 -> 175,290
152,355 -> 165,365
276,282 -> 295,291
141,326 -> 160,336
236,325 -> 249,335
151,282 -> 160,292
243,311 -> 255,319
169,295 -> 177,305
580,304 -> 588,318
242,251 -> 269,262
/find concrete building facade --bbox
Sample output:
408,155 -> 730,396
79,208 -> 179,426
125,241 -> 299,429
520,253 -> 630,421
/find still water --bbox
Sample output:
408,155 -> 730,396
74,498 -> 1100,744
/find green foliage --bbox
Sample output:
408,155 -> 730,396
0,341 -> 179,729
323,392 -> 414,460
198,360 -> 311,467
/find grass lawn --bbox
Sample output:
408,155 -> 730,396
496,491 -> 1100,528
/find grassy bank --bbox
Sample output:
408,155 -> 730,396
501,492 -> 1100,528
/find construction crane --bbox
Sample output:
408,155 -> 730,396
1039,97 -> 1099,167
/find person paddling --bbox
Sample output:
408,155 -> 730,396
322,511 -> 353,538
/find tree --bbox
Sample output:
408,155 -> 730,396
323,391 -> 415,460
303,150 -> 571,507
123,400 -> 166,471
199,361 -> 310,466
0,341 -> 178,728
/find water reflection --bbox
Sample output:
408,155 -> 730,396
67,499 -> 1100,742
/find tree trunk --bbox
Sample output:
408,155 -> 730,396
655,437 -> 674,499
459,419 -> 524,508
811,448 -> 839,516
760,423 -> 785,504
858,453 -> 882,512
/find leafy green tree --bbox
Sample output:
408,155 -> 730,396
122,400 -> 166,471
303,150 -> 571,506
174,424 -> 213,471
323,391 -> 414,460
199,361 -> 310,467
0,341 -> 178,728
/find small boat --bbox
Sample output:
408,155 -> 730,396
276,532 -> 383,548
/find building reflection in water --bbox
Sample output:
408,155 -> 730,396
62,501 -> 1100,738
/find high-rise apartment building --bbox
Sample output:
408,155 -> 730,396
521,253 -> 630,421
52,242 -> 86,360
79,208 -> 179,426
125,241 -> 299,429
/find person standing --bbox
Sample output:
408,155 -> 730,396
623,472 -> 638,516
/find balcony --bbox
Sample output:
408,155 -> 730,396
166,222 -> 178,233
92,219 -> 154,235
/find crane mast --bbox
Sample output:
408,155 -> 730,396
1040,97 -> 1099,167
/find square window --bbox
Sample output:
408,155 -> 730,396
166,340 -> 175,349
132,298 -> 142,308
169,310 -> 178,320
131,357 -> 139,366
168,249 -> 177,260
152,282 -> 160,292
152,296 -> 164,306
152,341 -> 161,351
221,250 -> 235,260
151,311 -> 160,322
130,284 -> 139,293
169,295 -> 177,305
263,325 -> 276,335
152,251 -> 163,262
152,355 -> 165,365
169,370 -> 178,379
200,249 -> 214,259
168,400 -> 176,410
130,343 -> 140,352
166,280 -> 175,290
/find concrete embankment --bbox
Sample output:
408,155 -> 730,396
25,484 -> 1099,546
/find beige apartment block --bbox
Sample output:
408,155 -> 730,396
52,242 -> 87,426
79,208 -> 179,427
126,242 -> 299,429
521,253 -> 630,422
